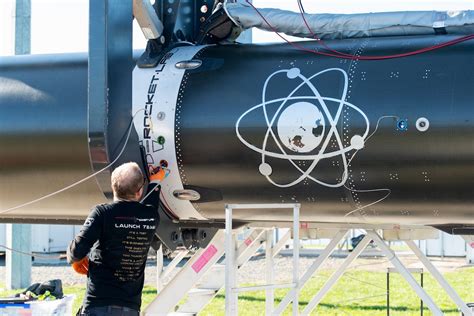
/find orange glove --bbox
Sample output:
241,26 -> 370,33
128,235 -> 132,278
149,166 -> 168,182
72,257 -> 89,275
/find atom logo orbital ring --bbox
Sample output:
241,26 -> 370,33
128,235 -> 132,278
235,67 -> 370,188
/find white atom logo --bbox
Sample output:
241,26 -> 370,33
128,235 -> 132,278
236,67 -> 370,188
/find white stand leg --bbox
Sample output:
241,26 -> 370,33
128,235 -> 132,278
302,234 -> 372,315
292,205 -> 300,316
225,206 -> 238,316
274,229 -> 348,315
368,231 -> 443,316
6,224 -> 31,289
265,229 -> 274,315
156,245 -> 163,292
406,240 -> 473,316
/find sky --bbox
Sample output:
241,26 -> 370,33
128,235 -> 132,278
1,0 -> 473,55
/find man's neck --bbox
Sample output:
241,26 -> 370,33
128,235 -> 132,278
113,196 -> 138,202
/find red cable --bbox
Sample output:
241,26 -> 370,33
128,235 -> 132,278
296,0 -> 356,58
245,0 -> 474,60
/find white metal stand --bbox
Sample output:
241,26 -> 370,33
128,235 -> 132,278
265,229 -> 274,315
145,205 -> 472,316
6,0 -> 32,290
302,234 -> 372,314
145,230 -> 226,315
225,203 -> 300,316
156,246 -> 189,292
367,231 -> 443,316
6,223 -> 31,289
273,229 -> 471,316
144,225 -> 290,315
156,245 -> 163,292
406,240 -> 472,316
273,229 -> 348,314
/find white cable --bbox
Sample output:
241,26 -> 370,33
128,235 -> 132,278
140,182 -> 160,203
0,244 -> 62,259
0,109 -> 145,215
343,115 -> 399,219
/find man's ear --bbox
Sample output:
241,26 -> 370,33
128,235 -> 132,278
136,187 -> 143,200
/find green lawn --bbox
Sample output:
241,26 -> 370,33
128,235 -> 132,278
199,267 -> 474,315
1,267 -> 472,315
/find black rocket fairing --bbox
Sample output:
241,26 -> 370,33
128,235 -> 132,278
1,35 -> 473,227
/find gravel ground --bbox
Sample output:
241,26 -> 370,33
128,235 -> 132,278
0,251 -> 470,288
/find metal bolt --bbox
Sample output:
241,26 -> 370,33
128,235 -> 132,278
157,111 -> 166,121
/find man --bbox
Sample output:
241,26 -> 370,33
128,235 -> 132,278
67,162 -> 160,316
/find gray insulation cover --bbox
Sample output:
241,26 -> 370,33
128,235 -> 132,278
225,3 -> 474,39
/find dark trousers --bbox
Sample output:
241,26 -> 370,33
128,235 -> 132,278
81,305 -> 139,316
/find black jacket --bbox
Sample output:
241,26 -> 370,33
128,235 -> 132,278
67,186 -> 160,311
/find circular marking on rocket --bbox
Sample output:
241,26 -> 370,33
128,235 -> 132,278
416,117 -> 430,132
236,67 -> 370,188
259,163 -> 273,176
157,111 -> 166,121
277,101 -> 325,153
287,67 -> 300,79
350,135 -> 365,150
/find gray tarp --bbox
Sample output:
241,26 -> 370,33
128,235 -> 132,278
224,2 -> 474,39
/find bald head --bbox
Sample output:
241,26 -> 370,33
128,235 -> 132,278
111,162 -> 144,201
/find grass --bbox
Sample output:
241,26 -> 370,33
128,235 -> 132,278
198,267 -> 474,316
0,268 -> 472,315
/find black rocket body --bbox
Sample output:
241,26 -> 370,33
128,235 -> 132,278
1,35 -> 473,227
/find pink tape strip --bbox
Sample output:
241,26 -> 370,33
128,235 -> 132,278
192,244 -> 218,273
244,238 -> 253,246
470,242 -> 474,249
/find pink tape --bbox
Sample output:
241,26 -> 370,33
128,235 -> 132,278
300,222 -> 309,229
244,238 -> 253,246
470,242 -> 474,249
192,244 -> 218,273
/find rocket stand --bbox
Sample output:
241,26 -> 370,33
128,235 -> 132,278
225,203 -> 301,316
143,205 -> 473,315
223,206 -> 473,316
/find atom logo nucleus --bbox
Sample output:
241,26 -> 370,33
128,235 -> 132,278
235,67 -> 370,188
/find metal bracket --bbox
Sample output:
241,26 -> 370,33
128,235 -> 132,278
133,0 -> 164,40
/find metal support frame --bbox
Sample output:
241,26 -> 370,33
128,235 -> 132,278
156,247 -> 189,292
273,229 -> 348,314
6,0 -> 32,290
156,245 -> 163,291
405,240 -> 472,316
145,227 -> 280,315
147,209 -> 471,315
387,267 -> 424,316
225,203 -> 300,316
272,229 -> 471,316
368,231 -> 443,315
89,0 -> 141,197
302,234 -> 372,315
145,230 -> 226,314
265,229 -> 274,315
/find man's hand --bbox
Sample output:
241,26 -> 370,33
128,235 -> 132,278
72,257 -> 89,275
149,166 -> 169,183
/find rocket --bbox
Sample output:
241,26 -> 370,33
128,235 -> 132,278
1,2 -> 474,247
1,34 -> 473,235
